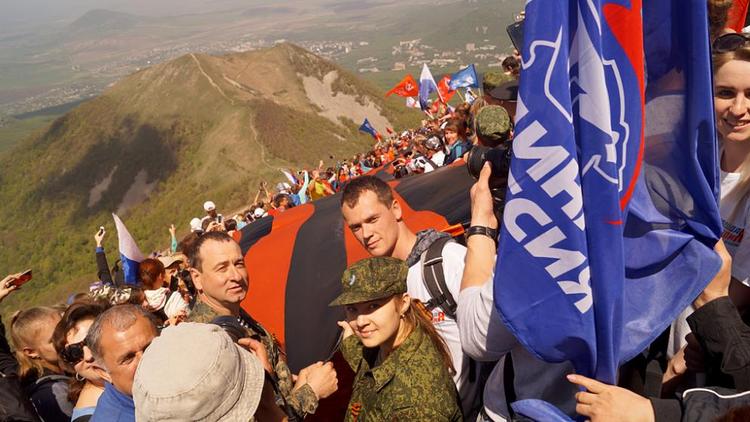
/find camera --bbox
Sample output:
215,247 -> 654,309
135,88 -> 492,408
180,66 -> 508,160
170,269 -> 197,304
465,142 -> 513,223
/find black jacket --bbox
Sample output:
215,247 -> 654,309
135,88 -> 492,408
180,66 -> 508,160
651,297 -> 750,421
0,317 -> 40,422
687,297 -> 750,390
23,372 -> 73,422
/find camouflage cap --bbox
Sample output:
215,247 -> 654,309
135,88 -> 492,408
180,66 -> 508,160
482,71 -> 507,92
475,105 -> 511,144
329,257 -> 408,306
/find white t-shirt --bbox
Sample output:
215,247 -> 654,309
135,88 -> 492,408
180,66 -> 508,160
720,170 -> 750,286
670,170 -> 750,356
667,169 -> 750,356
413,156 -> 439,173
457,281 -> 517,421
406,242 -> 477,407
431,150 -> 446,167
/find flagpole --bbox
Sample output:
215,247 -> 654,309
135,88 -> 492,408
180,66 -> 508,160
456,89 -> 465,103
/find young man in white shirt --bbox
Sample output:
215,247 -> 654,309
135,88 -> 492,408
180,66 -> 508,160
340,176 -> 480,417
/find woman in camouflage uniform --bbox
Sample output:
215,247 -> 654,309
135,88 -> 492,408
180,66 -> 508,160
330,256 -> 463,421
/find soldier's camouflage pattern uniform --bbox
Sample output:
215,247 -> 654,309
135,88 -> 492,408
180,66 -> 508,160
341,324 -> 463,421
330,257 -> 462,420
189,301 -> 317,420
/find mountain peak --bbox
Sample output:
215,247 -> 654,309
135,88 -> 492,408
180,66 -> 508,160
0,44 -> 421,295
68,9 -> 140,33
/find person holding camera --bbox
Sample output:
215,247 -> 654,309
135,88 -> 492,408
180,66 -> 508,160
138,258 -> 189,326
457,163 -> 578,421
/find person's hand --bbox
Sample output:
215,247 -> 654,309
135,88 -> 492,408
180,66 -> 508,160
470,162 -> 498,229
0,274 -> 21,303
164,310 -> 187,327
568,374 -> 655,422
206,221 -> 223,232
662,346 -> 687,386
694,239 -> 732,308
661,346 -> 688,398
337,321 -> 354,340
169,224 -> 176,238
684,333 -> 706,373
239,337 -> 274,375
301,361 -> 338,400
94,227 -> 106,247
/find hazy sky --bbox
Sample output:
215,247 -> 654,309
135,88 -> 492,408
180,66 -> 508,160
0,0 -> 270,28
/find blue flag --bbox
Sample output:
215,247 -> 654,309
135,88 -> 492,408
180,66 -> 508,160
358,118 -> 380,140
449,64 -> 479,90
494,0 -> 722,416
418,63 -> 439,110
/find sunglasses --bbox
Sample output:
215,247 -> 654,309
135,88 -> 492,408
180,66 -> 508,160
713,33 -> 750,54
61,341 -> 85,365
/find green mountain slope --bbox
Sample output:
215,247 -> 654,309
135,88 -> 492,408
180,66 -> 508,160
0,43 -> 421,314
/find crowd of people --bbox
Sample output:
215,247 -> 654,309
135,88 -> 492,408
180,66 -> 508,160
1,3 -> 750,421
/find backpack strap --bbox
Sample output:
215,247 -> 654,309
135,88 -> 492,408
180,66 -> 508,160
420,236 -> 458,320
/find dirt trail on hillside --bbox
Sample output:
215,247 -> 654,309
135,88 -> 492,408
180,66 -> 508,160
190,54 -> 234,105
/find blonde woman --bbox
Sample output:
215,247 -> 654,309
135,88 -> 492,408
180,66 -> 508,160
10,306 -> 73,421
713,33 -> 750,303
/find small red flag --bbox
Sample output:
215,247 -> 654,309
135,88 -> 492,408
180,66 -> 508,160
437,76 -> 456,104
386,127 -> 394,134
727,0 -> 749,32
385,74 -> 419,97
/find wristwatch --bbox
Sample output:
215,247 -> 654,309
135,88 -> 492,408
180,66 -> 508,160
466,225 -> 498,241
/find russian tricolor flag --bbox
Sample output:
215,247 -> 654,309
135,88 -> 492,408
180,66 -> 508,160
112,214 -> 145,285
418,63 -> 440,111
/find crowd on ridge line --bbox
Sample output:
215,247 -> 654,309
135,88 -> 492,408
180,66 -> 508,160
185,53 -> 522,233
1,8 -> 750,422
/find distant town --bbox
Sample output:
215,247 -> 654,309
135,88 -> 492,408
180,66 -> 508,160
302,35 -> 509,74
0,32 -> 513,120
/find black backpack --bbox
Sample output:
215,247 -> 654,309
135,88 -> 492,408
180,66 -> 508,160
419,236 -> 458,320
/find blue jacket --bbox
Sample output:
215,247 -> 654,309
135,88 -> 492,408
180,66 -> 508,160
91,383 -> 134,422
445,140 -> 471,165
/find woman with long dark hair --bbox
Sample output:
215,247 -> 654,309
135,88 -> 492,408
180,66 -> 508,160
52,301 -> 109,422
